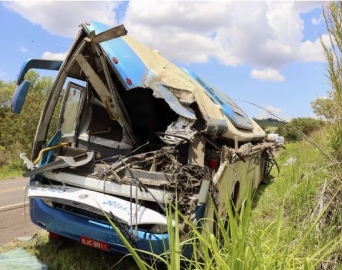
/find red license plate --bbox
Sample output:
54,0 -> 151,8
80,236 -> 109,251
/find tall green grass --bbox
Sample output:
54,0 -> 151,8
1,128 -> 340,270
318,3 -> 342,267
0,166 -> 23,180
103,130 -> 342,270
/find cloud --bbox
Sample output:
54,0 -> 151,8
41,51 -> 67,61
315,95 -> 328,100
4,1 -> 120,38
311,17 -> 321,25
0,70 -> 6,77
298,34 -> 328,63
292,1 -> 321,13
122,1 -> 324,69
20,45 -> 28,53
250,68 -> 285,82
5,1 -> 325,70
314,33 -> 333,54
256,105 -> 291,121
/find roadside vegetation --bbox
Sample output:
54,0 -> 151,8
2,2 -> 342,269
0,71 -> 53,179
1,127 -> 340,269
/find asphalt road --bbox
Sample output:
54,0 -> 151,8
0,178 -> 28,210
0,178 -> 41,246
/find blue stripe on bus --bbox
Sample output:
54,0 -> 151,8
84,21 -> 148,90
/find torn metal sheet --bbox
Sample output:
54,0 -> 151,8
144,71 -> 196,120
82,21 -> 266,142
164,117 -> 196,140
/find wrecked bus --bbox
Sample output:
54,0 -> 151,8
11,21 -> 277,256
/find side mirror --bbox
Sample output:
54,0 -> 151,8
11,80 -> 31,114
11,59 -> 63,114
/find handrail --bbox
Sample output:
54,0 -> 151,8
34,142 -> 68,165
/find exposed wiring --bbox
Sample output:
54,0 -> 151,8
119,157 -> 166,213
109,212 -> 143,252
95,141 -> 150,163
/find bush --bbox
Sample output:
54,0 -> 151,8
276,117 -> 325,142
0,145 -> 6,167
0,71 -> 53,178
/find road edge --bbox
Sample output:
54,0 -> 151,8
0,202 -> 27,213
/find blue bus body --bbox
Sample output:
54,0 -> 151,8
11,21 -> 276,258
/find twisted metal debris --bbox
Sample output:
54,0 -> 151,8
155,148 -> 211,216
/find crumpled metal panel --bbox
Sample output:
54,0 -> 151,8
83,22 -> 266,141
182,68 -> 254,131
144,71 -> 196,119
164,117 -> 196,141
83,21 -> 148,90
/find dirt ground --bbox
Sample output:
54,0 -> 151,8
0,207 -> 41,246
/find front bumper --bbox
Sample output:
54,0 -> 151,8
30,198 -> 171,256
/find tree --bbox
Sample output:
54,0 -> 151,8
310,95 -> 334,122
0,71 -> 54,169
0,80 -> 16,115
276,117 -> 325,142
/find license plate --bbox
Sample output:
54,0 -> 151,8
80,236 -> 109,251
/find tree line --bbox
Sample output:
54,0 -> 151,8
0,65 -> 336,174
0,71 -> 53,172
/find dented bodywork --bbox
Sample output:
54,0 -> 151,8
12,22 -> 278,256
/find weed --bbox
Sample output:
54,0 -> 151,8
0,166 -> 23,180
101,128 -> 342,269
1,129 -> 341,269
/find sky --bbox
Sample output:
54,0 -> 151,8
0,1 -> 331,120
